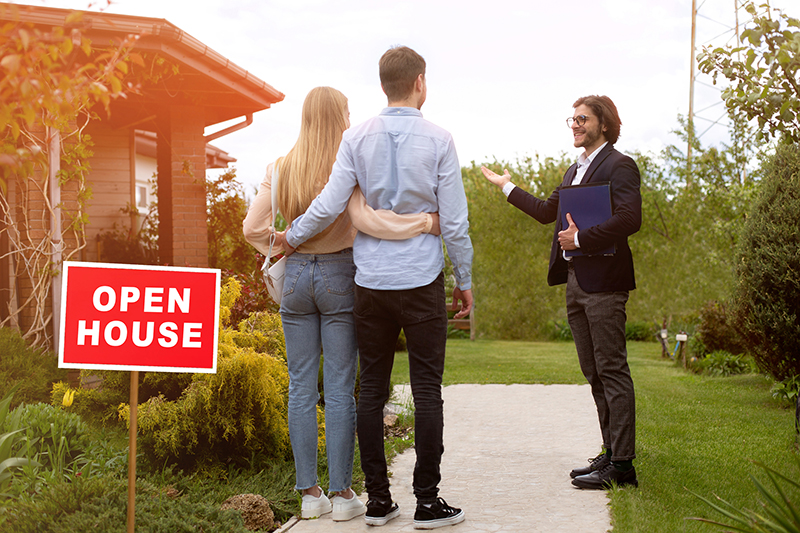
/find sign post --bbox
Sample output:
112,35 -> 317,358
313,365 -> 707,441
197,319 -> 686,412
58,262 -> 220,532
127,371 -> 138,533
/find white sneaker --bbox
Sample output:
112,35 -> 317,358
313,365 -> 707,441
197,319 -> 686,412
331,493 -> 367,521
301,492 -> 332,519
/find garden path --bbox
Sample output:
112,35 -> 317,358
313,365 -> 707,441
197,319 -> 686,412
276,384 -> 611,533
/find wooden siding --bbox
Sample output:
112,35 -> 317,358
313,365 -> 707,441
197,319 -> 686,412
83,122 -> 133,262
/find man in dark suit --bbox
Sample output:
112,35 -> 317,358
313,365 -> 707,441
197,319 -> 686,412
481,95 -> 641,489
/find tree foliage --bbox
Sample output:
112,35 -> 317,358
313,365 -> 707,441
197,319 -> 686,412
465,119 -> 756,340
464,155 -> 568,339
206,168 -> 257,274
698,1 -> 800,143
733,142 -> 800,381
0,6 -> 141,346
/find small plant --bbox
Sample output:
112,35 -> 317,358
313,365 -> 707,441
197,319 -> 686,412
695,350 -> 753,377
544,319 -> 573,342
689,459 -> 800,533
771,375 -> 800,404
0,386 -> 40,499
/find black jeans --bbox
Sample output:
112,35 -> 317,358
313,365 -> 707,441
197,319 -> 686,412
353,272 -> 448,503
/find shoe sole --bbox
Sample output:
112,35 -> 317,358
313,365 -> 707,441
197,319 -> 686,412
365,507 -> 400,526
413,510 -> 465,529
571,478 -> 639,490
332,504 -> 367,521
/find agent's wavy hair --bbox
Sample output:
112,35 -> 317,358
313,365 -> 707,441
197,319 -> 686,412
277,86 -> 349,222
573,95 -> 622,145
379,46 -> 426,102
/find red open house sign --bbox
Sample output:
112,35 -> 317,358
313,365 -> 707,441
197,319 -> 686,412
58,262 -> 220,373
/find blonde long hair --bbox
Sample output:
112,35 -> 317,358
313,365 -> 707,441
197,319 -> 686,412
276,87 -> 349,222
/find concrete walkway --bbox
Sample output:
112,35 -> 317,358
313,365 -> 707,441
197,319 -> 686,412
276,384 -> 611,533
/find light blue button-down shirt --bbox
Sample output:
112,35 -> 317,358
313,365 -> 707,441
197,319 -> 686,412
285,107 -> 473,291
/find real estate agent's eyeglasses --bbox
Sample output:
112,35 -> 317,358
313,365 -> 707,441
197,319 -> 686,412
566,115 -> 591,128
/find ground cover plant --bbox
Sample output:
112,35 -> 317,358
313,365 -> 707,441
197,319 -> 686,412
392,339 -> 798,533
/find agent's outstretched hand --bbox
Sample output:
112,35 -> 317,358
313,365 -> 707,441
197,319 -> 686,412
480,166 -> 512,189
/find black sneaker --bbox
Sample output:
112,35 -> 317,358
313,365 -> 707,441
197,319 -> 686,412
413,497 -> 465,529
365,499 -> 400,526
569,451 -> 611,478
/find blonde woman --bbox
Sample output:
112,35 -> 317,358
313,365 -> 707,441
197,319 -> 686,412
243,87 -> 437,522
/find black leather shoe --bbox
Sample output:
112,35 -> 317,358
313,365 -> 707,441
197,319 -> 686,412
571,463 -> 638,489
569,452 -> 610,479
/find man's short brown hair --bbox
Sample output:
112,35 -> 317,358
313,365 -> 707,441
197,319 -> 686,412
379,46 -> 426,102
573,95 -> 622,144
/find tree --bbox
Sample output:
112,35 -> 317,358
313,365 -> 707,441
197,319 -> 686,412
0,6 -> 140,345
206,168 -> 256,275
733,142 -> 800,382
698,1 -> 800,143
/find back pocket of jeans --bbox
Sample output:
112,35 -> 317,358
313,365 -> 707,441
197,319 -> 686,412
319,259 -> 356,296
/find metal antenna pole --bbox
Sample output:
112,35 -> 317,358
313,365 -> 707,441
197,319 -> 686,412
688,0 -> 697,182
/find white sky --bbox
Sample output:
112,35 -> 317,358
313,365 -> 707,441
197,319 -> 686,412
28,0 -> 796,192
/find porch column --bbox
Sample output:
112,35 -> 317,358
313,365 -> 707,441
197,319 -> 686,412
156,105 -> 209,267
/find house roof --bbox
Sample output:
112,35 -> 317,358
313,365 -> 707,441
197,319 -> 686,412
134,131 -> 235,169
1,3 -> 285,128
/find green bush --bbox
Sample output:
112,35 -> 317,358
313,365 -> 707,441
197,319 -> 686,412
117,279 -> 291,470
693,350 -> 753,377
625,321 -> 656,342
733,142 -> 800,381
121,348 -> 290,470
3,473 -> 251,533
543,319 -> 573,342
49,370 -> 131,426
0,328 -> 66,408
695,300 -> 745,356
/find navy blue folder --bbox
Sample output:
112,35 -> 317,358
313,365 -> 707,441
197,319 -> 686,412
559,182 -> 615,257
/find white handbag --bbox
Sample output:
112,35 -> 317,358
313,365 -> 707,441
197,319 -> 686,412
262,163 -> 286,304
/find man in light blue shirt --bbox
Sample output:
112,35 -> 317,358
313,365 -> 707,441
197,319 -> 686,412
282,46 -> 472,529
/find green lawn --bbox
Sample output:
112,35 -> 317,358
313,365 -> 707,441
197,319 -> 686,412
391,339 -> 799,533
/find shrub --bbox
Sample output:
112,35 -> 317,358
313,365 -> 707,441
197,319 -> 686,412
224,266 -> 278,326
4,473 -> 251,533
121,349 -> 290,470
694,350 -> 753,377
625,321 -> 656,342
543,319 -> 573,342
0,328 -> 66,407
733,143 -> 800,381
117,278 -> 291,470
695,300 -> 745,356
50,371 -> 131,426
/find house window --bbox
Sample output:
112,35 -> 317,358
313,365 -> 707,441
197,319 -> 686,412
136,185 -> 148,209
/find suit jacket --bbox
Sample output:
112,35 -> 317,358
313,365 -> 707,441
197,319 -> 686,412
507,143 -> 641,293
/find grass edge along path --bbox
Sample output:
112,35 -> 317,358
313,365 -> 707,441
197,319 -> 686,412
391,339 -> 799,533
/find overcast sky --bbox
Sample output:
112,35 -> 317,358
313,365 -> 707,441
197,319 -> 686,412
30,0 -> 795,191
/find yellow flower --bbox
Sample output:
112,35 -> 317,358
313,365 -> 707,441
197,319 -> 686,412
62,388 -> 75,407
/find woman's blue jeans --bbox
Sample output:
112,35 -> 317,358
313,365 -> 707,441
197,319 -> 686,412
280,249 -> 358,493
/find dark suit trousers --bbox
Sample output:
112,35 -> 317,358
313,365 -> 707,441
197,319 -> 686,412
566,265 -> 636,461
